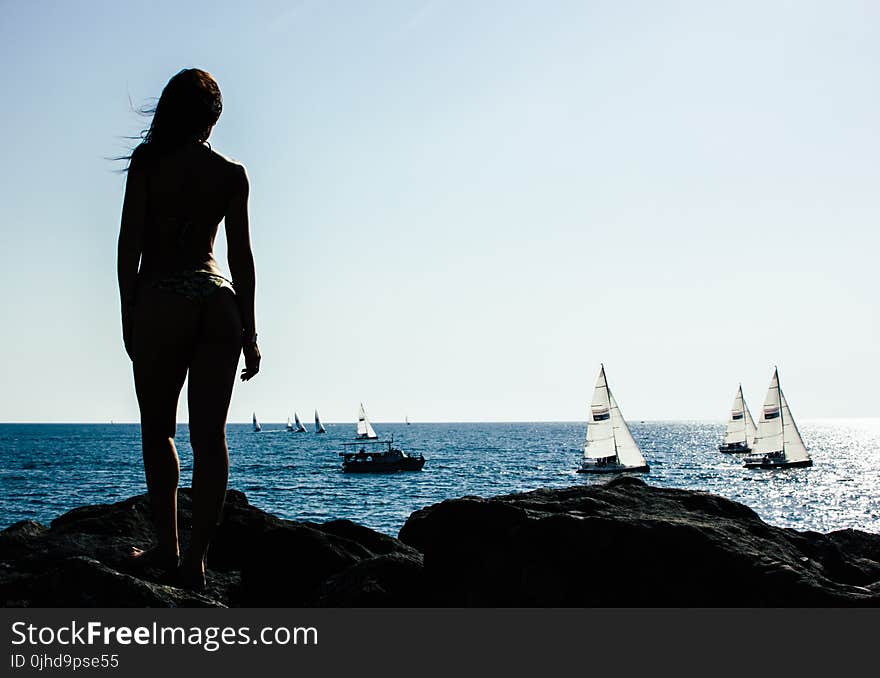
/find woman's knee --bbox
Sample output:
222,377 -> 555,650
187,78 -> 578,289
189,425 -> 228,452
141,424 -> 176,450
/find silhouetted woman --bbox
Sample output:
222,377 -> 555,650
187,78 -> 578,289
117,68 -> 260,589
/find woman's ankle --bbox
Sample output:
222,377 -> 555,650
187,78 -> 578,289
180,552 -> 206,574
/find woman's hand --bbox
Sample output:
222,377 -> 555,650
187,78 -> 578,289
241,338 -> 261,381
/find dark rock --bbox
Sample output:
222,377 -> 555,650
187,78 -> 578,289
14,556 -> 221,608
310,551 -> 426,607
0,488 -> 422,607
3,478 -> 878,607
2,520 -> 48,539
398,476 -> 880,606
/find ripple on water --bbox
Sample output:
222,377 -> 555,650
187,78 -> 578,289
1,421 -> 879,535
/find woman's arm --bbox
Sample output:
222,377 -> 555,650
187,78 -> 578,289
117,160 -> 148,359
225,163 -> 260,380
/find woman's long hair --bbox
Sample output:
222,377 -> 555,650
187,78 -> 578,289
123,68 -> 222,170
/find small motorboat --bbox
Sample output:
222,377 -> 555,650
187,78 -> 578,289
340,439 -> 426,473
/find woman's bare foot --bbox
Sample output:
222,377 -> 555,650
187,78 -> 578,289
175,556 -> 207,591
126,546 -> 180,573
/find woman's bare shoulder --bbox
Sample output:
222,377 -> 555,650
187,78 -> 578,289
207,148 -> 248,189
207,148 -> 246,172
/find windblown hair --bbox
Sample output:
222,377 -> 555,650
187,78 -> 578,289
124,68 -> 222,170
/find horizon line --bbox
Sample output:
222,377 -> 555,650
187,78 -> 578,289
2,417 -> 879,425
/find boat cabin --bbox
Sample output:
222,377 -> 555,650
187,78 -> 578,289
342,439 -> 401,462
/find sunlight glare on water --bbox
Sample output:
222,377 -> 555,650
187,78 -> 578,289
0,420 -> 878,536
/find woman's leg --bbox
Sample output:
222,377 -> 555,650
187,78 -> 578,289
182,288 -> 242,581
131,288 -> 196,563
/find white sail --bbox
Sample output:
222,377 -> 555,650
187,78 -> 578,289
752,369 -> 784,456
294,412 -> 307,432
356,403 -> 378,439
584,366 -> 616,459
780,390 -> 810,463
752,368 -> 811,464
745,401 -> 758,446
286,416 -> 293,431
253,412 -> 261,432
609,393 -> 646,468
723,385 -> 751,446
583,365 -> 646,468
315,410 -> 326,433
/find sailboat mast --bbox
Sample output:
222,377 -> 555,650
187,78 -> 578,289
605,368 -> 620,462
776,369 -> 786,459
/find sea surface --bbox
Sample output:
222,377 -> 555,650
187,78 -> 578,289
1,421 -> 879,537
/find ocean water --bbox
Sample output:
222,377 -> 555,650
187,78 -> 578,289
1,421 -> 879,537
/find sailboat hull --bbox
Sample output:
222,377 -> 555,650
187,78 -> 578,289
577,462 -> 649,474
718,442 -> 751,454
744,457 -> 813,469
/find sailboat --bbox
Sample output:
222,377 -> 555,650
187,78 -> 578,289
252,412 -> 261,433
315,410 -> 326,434
744,368 -> 812,469
356,403 -> 378,439
577,365 -> 649,474
718,384 -> 757,453
294,412 -> 307,433
405,415 -> 411,425
286,416 -> 294,432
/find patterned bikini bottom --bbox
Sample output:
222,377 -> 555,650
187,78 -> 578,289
151,270 -> 234,302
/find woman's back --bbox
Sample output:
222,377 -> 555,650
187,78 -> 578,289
135,142 -> 243,280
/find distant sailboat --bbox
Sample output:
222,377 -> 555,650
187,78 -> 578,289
294,412 -> 307,433
718,384 -> 757,453
286,416 -> 294,432
405,415 -> 411,425
744,368 -> 812,469
356,403 -> 378,439
315,410 -> 326,434
577,365 -> 649,474
252,412 -> 261,433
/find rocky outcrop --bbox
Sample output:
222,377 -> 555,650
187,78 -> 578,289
398,476 -> 880,606
0,489 -> 423,607
2,478 -> 879,607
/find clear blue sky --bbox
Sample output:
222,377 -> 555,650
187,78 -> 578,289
1,0 -> 878,423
